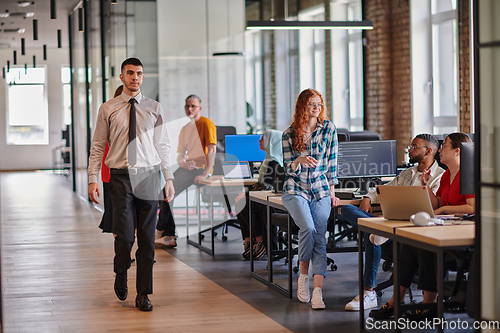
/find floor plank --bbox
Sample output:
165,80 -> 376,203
1,172 -> 290,333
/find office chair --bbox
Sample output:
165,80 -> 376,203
348,130 -> 382,141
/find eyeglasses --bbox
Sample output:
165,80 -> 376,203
185,105 -> 200,109
308,103 -> 323,108
407,145 -> 429,151
440,143 -> 450,149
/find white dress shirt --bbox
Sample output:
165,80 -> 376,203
88,91 -> 173,184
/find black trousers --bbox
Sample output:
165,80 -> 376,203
109,173 -> 158,295
236,193 -> 278,249
156,168 -> 204,236
399,244 -> 437,292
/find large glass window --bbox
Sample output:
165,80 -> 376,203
431,0 -> 458,133
62,67 -> 72,126
245,30 -> 263,133
6,67 -> 48,145
299,7 -> 325,94
330,0 -> 363,131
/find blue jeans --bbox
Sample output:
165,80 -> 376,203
341,204 -> 382,289
282,193 -> 331,277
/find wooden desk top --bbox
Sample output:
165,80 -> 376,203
396,224 -> 475,247
266,195 -> 362,210
197,176 -> 258,187
248,191 -> 281,205
358,217 -> 415,234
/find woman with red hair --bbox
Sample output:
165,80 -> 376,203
281,89 -> 340,310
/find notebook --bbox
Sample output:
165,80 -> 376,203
377,186 -> 435,220
221,161 -> 252,179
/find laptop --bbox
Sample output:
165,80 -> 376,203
221,161 -> 252,179
377,186 -> 435,220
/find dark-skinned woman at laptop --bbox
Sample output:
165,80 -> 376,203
370,132 -> 475,320
235,129 -> 283,260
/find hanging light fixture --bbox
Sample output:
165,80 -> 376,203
246,0 -> 372,31
78,8 -> 84,32
13,50 -> 17,65
24,63 -> 27,74
43,44 -> 47,60
57,29 -> 62,48
21,38 -> 25,55
111,0 -> 119,4
7,60 -> 10,72
33,55 -> 36,68
50,0 -> 56,19
33,19 -> 38,40
246,20 -> 373,30
2,67 -> 5,79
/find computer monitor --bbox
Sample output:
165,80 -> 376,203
225,134 -> 266,162
337,140 -> 397,194
460,142 -> 474,195
337,140 -> 398,179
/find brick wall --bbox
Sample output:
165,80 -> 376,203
364,0 -> 412,163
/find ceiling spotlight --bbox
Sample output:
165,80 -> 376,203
17,28 -> 25,33
0,13 -> 10,18
17,1 -> 31,7
111,0 -> 118,4
25,12 -> 34,18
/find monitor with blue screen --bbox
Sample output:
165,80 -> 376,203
225,134 -> 266,162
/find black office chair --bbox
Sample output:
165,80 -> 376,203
212,126 -> 237,176
348,130 -> 382,141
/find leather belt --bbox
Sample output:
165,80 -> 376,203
110,167 -> 155,176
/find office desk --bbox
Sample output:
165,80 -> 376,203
393,224 -> 474,333
249,193 -> 362,298
357,218 -> 474,333
187,176 -> 257,255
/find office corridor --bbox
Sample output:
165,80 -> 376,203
0,172 -> 289,332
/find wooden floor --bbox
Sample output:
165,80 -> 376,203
0,172 -> 289,333
1,171 -> 476,333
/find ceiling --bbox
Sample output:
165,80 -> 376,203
0,0 -> 77,50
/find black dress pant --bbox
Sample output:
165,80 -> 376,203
109,173 -> 158,295
399,244 -> 437,292
156,168 -> 204,236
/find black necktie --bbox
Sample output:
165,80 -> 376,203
128,98 -> 137,167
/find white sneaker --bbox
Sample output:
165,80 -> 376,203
155,230 -> 164,240
297,274 -> 310,303
345,290 -> 378,311
311,287 -> 325,310
369,234 -> 389,246
155,236 -> 177,249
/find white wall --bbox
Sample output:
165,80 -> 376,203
157,0 -> 246,132
0,47 -> 69,170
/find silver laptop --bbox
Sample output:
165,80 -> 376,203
221,161 -> 252,179
377,186 -> 435,220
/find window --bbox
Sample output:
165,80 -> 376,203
330,0 -> 363,131
244,30 -> 263,133
431,0 -> 458,133
62,67 -> 72,126
6,67 -> 48,145
411,0 -> 458,135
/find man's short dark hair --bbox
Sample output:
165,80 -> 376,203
121,58 -> 143,71
185,94 -> 201,104
415,133 -> 439,151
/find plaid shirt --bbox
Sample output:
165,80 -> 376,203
282,120 -> 338,202
365,160 -> 445,204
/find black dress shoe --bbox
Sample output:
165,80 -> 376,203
369,302 -> 404,320
135,294 -> 153,311
402,308 -> 437,321
114,273 -> 128,301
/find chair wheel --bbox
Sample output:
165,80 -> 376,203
293,267 -> 299,273
376,291 -> 384,297
382,261 -> 391,272
330,264 -> 337,271
284,259 -> 289,264
200,234 -> 205,240
222,236 -> 228,241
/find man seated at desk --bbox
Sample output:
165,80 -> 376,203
369,132 -> 475,321
155,94 -> 217,248
342,134 -> 445,311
